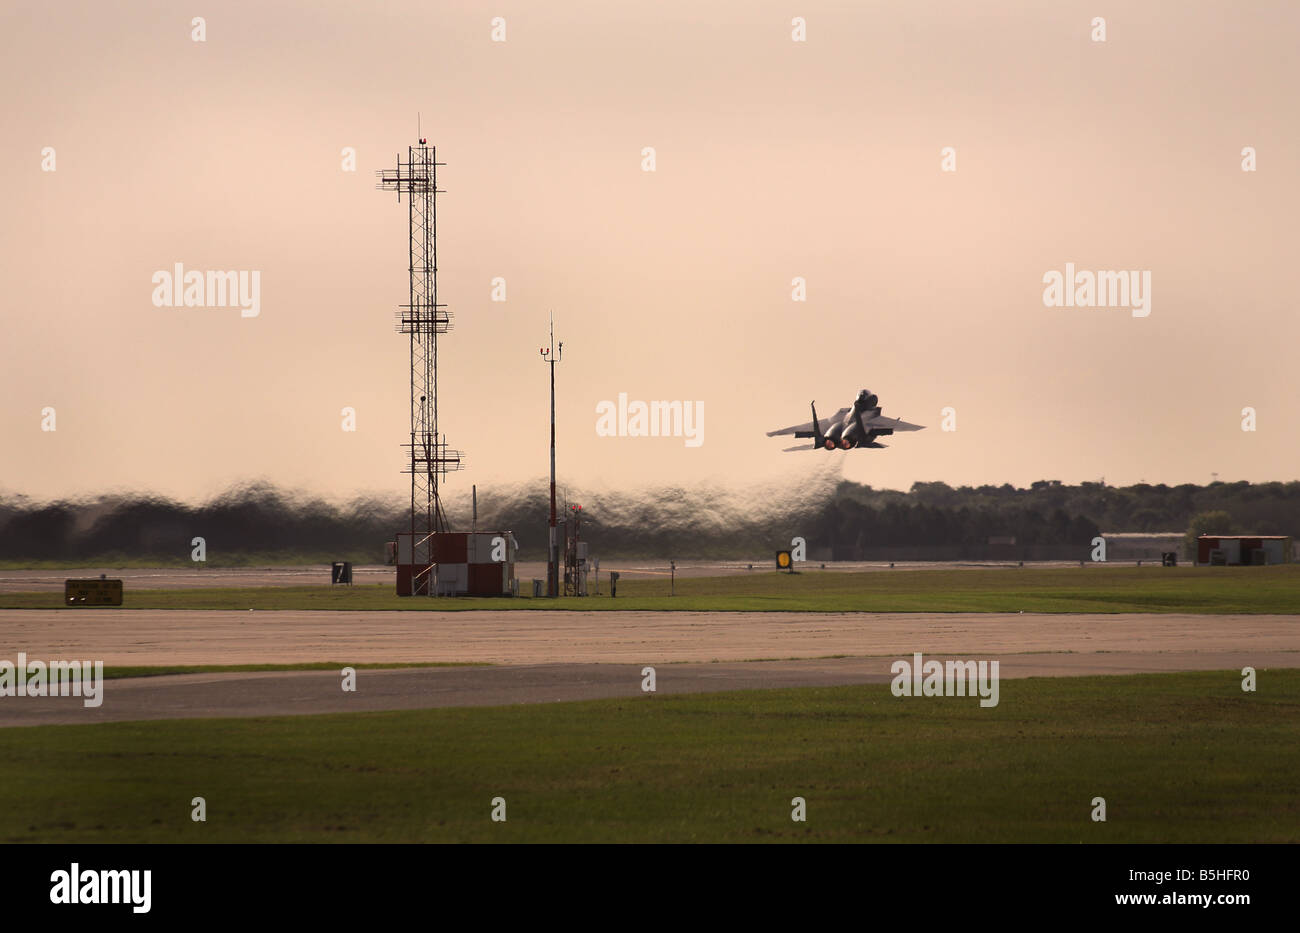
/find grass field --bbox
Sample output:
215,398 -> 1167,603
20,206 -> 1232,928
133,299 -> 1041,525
4,565 -> 1299,613
1,670 -> 1296,843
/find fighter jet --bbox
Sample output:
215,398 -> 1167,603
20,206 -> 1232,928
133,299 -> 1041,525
767,389 -> 924,451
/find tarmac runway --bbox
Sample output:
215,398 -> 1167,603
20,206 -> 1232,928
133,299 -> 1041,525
0,559 -> 1134,593
1,652 -> 1291,727
0,608 -> 1296,725
3,609 -> 1297,666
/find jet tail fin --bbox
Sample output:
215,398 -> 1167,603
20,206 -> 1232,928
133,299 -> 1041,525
788,401 -> 825,447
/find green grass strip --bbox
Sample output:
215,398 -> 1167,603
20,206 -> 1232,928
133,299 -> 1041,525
4,565 -> 1298,613
0,670 -> 1296,843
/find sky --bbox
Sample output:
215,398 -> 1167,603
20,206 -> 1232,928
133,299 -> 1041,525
2,0 -> 1297,504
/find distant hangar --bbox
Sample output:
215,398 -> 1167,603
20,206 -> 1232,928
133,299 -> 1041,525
1196,535 -> 1293,566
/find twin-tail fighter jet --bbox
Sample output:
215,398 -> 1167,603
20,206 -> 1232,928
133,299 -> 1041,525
766,389 -> 924,451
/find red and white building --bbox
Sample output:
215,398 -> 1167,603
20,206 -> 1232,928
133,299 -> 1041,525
395,531 -> 518,596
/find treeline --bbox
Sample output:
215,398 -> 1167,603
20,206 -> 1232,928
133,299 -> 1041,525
0,479 -> 1295,563
0,485 -> 401,564
811,480 -> 1300,560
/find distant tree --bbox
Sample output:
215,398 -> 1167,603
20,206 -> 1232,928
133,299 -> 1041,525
1128,508 -> 1164,532
1184,510 -> 1233,559
1069,514 -> 1101,549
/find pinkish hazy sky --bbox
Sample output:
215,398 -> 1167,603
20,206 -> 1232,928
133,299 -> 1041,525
2,0 -> 1296,503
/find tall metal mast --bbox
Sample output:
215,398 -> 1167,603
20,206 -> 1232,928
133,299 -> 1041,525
379,136 -> 462,593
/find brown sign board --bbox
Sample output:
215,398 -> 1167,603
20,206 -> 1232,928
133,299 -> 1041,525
64,578 -> 123,606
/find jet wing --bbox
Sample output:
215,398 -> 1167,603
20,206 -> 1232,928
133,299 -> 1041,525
780,443 -> 816,452
863,414 -> 925,432
766,407 -> 849,437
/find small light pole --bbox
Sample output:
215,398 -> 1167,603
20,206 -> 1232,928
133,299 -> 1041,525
670,559 -> 676,596
540,315 -> 562,598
